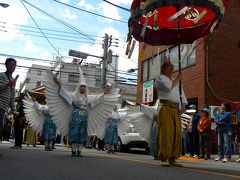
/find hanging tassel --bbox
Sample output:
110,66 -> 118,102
213,0 -> 225,14
140,14 -> 150,38
128,40 -> 136,59
138,43 -> 146,63
194,9 -> 207,24
125,36 -> 132,55
168,6 -> 188,22
174,8 -> 195,23
153,10 -> 158,30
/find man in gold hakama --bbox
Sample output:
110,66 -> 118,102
155,60 -> 187,167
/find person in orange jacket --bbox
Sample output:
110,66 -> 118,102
197,108 -> 212,160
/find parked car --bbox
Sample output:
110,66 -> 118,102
115,125 -> 148,153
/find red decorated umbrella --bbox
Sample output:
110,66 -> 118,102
127,0 -> 229,105
128,0 -> 228,45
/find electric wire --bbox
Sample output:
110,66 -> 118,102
102,0 -> 130,12
0,21 -> 103,39
22,0 -> 99,44
0,53 -> 137,76
0,63 -> 137,82
53,0 -> 128,23
20,0 -> 62,57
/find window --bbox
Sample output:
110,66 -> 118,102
142,60 -> 149,82
170,44 -> 196,71
36,81 -> 42,87
141,43 -> 196,82
38,70 -> 42,76
68,74 -> 79,83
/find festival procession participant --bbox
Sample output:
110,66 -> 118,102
43,65 -> 121,157
154,57 -> 188,167
0,57 -> 18,156
31,97 -> 56,151
104,105 -> 121,153
23,94 -> 49,150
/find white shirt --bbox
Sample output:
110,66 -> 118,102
155,74 -> 187,104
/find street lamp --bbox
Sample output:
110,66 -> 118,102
69,49 -> 89,64
69,49 -> 89,59
0,3 -> 9,8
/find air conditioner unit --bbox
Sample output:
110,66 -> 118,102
209,106 -> 221,118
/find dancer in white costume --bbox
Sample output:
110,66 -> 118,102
44,66 -> 121,157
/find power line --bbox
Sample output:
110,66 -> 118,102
0,21 -> 128,43
0,63 -> 137,82
102,0 -> 130,12
1,30 -> 99,44
20,0 -> 62,57
0,21 -> 102,38
0,52 -> 137,77
22,0 -> 99,44
1,27 -> 98,42
53,0 -> 127,24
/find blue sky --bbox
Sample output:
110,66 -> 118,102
0,0 -> 138,87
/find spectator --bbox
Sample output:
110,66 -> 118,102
214,101 -> 232,163
11,93 -> 26,149
26,125 -> 37,147
235,120 -> 240,163
0,57 -> 18,156
197,108 -> 212,160
186,104 -> 201,158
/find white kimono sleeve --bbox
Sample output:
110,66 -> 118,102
155,75 -> 172,92
59,86 -> 73,105
89,93 -> 104,107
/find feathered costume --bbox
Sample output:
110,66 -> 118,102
43,66 -> 121,157
23,95 -> 56,151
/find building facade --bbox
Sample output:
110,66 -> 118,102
136,0 -> 240,112
20,62 -> 136,102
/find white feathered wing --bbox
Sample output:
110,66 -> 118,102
23,95 -> 45,134
43,70 -> 73,137
128,104 -> 157,143
88,93 -> 122,139
44,70 -> 122,138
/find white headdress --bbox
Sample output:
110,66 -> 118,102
73,65 -> 88,97
78,65 -> 86,86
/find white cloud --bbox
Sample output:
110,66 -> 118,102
0,1 -> 28,41
60,0 -> 70,3
77,0 -> 94,11
105,0 -> 132,6
24,39 -> 50,58
97,3 -> 121,23
62,8 -> 78,20
73,26 -> 137,72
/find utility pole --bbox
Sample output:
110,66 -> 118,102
101,33 -> 109,87
101,33 -> 118,87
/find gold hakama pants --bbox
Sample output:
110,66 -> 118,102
155,101 -> 182,161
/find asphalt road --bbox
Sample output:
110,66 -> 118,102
0,141 -> 240,180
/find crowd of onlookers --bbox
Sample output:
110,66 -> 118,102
181,102 -> 240,163
0,110 -> 38,148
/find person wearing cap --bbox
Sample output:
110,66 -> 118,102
154,58 -> 188,167
0,58 -> 18,156
197,108 -> 212,160
186,104 -> 201,158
